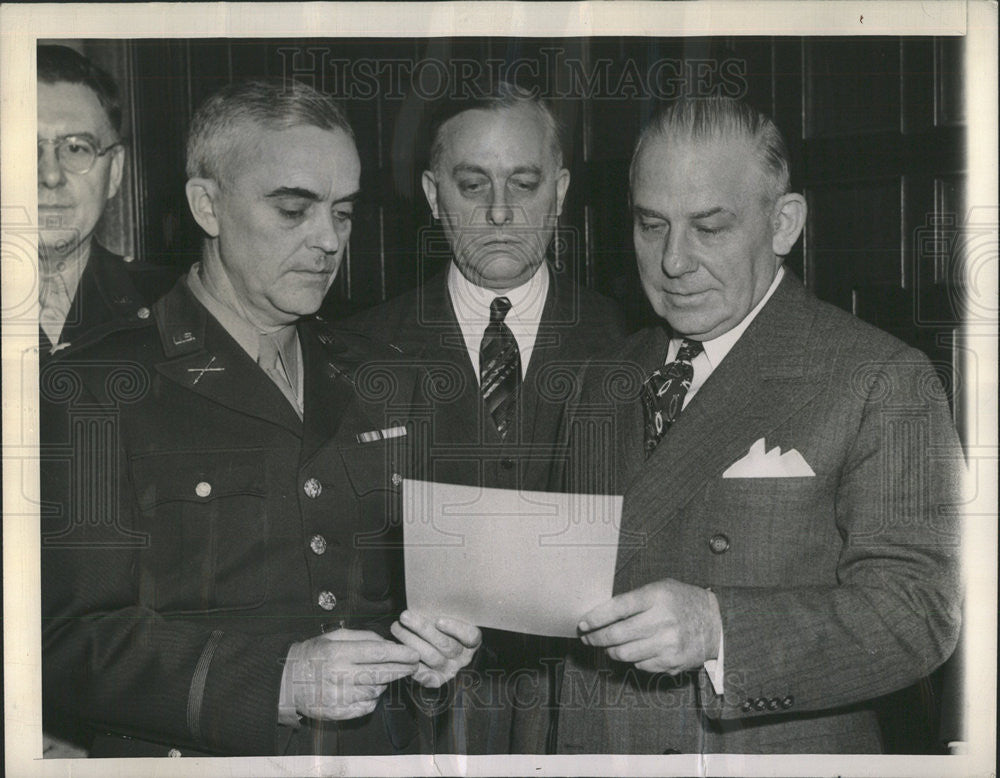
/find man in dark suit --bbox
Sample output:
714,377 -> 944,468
37,45 -> 175,359
41,78 -> 479,758
344,83 -> 627,753
557,97 -> 963,753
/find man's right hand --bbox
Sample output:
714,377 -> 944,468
280,629 -> 420,721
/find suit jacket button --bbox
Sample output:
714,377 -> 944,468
309,534 -> 328,555
303,478 -> 322,499
500,457 -> 515,470
168,748 -> 182,757
709,533 -> 730,554
137,307 -> 151,320
781,695 -> 794,709
767,697 -> 780,711
195,481 -> 212,498
754,697 -> 767,711
317,590 -> 337,610
740,700 -> 753,713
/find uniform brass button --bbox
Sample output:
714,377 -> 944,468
168,748 -> 182,757
317,590 -> 337,610
137,307 -> 151,320
500,457 -> 515,470
391,472 -> 403,487
709,533 -> 730,554
740,700 -> 754,713
195,481 -> 212,498
754,697 -> 767,712
309,534 -> 328,555
781,695 -> 794,709
303,477 -> 322,499
767,697 -> 780,711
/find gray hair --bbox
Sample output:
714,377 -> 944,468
428,81 -> 564,171
186,78 -> 354,184
630,97 -> 791,203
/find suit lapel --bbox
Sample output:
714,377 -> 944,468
417,274 -> 482,445
615,276 -> 827,574
152,281 -> 302,435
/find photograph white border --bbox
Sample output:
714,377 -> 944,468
3,3 -> 996,776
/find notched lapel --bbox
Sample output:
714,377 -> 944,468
152,284 -> 302,434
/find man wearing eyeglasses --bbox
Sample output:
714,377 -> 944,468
36,45 -> 175,357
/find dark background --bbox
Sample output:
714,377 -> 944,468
53,35 -> 966,754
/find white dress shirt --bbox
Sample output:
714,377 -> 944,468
447,260 -> 550,381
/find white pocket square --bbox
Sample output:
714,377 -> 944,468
722,438 -> 815,478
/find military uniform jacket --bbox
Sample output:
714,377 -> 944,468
557,274 -> 963,754
41,278 -> 420,756
40,241 -> 178,360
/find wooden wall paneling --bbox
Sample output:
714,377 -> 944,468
806,178 -> 903,316
131,40 -> 202,268
804,37 -> 902,139
80,40 -> 135,261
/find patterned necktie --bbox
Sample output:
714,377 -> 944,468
641,338 -> 704,457
258,329 -> 302,417
480,296 -> 521,439
39,266 -> 72,346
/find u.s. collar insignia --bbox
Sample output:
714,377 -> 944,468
327,362 -> 356,385
187,355 -> 225,384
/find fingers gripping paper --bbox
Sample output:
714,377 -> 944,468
403,479 -> 622,637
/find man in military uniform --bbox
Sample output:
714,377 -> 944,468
40,78 -> 479,758
37,45 -> 176,358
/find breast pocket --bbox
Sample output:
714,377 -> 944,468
339,441 -> 405,605
129,450 -> 269,613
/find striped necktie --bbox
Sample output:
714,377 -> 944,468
480,296 -> 521,440
641,338 -> 704,457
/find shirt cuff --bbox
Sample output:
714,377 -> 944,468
703,630 -> 725,695
277,642 -> 305,728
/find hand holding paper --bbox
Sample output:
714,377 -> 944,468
282,629 -> 420,721
579,579 -> 722,674
390,610 -> 482,688
403,479 -> 623,637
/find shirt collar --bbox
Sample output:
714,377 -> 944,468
446,260 -> 549,333
679,266 -> 785,369
186,261 -> 291,362
40,244 -> 90,307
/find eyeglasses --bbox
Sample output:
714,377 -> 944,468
38,135 -> 122,175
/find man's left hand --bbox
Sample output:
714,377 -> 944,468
390,610 -> 482,688
578,579 -> 722,674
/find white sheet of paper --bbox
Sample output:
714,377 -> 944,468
403,479 -> 622,637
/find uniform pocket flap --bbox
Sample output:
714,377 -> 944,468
338,440 -> 402,496
130,449 -> 267,511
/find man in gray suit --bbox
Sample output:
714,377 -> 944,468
556,97 -> 963,753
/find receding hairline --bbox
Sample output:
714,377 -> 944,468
629,100 -> 791,205
429,100 -> 564,173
